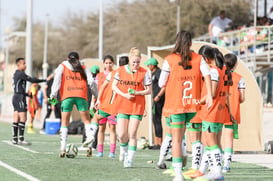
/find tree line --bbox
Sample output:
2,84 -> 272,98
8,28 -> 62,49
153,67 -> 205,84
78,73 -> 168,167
7,0 -> 252,75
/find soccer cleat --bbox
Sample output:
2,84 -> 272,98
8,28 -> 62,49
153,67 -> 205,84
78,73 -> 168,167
123,153 -> 132,168
195,172 -> 224,181
27,127 -> 36,134
11,139 -> 18,145
156,163 -> 167,169
77,146 -> 88,151
163,168 -> 174,175
172,175 -> 184,181
193,177 -> 209,181
183,168 -> 198,176
187,170 -> 204,179
96,152 -> 103,157
86,148 -> 92,157
39,129 -> 46,135
119,153 -> 124,161
59,151 -> 66,158
222,166 -> 231,173
18,140 -> 32,146
123,159 -> 132,168
82,135 -> 94,148
108,152 -> 115,158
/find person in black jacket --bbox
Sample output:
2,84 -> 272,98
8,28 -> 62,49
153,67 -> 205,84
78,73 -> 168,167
12,57 -> 46,145
144,58 -> 165,149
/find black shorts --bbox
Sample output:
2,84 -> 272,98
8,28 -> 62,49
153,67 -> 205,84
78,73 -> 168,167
12,94 -> 27,112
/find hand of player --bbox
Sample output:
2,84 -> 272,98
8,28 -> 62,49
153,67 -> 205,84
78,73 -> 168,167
230,114 -> 235,123
94,100 -> 100,109
206,95 -> 213,110
154,96 -> 160,102
124,93 -> 135,100
143,110 -> 147,117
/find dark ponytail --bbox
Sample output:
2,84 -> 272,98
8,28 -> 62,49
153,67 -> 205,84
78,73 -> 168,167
213,48 -> 224,70
224,53 -> 237,86
68,52 -> 87,81
173,30 -> 192,70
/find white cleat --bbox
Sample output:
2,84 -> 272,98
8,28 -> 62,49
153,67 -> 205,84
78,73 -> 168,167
173,175 -> 184,181
123,153 -> 132,168
18,140 -> 32,146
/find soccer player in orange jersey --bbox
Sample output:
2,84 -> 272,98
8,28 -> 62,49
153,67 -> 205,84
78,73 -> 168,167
158,31 -> 213,181
112,47 -> 152,168
222,53 -> 245,173
190,47 -> 232,180
50,52 -> 97,157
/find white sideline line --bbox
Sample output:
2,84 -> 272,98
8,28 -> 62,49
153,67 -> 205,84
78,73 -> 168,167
0,160 -> 41,181
2,141 -> 39,153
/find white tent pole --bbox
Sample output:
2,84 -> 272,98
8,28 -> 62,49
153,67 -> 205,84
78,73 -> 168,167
25,0 -> 33,77
42,14 -> 49,79
98,0 -> 103,61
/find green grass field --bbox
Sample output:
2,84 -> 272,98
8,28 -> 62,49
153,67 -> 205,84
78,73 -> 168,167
0,121 -> 272,181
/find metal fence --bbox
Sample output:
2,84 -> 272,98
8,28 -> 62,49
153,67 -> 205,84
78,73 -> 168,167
194,25 -> 273,73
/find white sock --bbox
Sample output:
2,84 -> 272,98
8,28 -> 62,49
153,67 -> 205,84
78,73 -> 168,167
128,150 -> 136,162
85,124 -> 92,137
90,123 -> 98,136
210,146 -> 222,174
120,144 -> 128,156
173,162 -> 182,179
223,152 -> 232,168
158,135 -> 172,165
199,148 -> 209,174
181,136 -> 187,156
60,127 -> 68,151
191,141 -> 203,169
128,145 -> 137,162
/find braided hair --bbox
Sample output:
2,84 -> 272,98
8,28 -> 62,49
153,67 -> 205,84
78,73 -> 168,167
224,53 -> 237,86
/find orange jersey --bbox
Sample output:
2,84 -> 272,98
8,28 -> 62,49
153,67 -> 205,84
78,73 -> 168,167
59,64 -> 88,101
190,80 -> 206,124
99,70 -> 117,115
97,71 -> 108,91
199,66 -> 229,124
114,65 -> 148,115
163,53 -> 202,114
225,72 -> 244,125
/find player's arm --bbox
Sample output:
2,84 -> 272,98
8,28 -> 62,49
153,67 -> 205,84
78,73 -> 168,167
85,67 -> 98,99
210,68 -> 219,98
238,77 -> 246,103
158,60 -> 170,88
50,64 -> 63,99
135,71 -> 152,96
95,73 -> 111,108
200,57 -> 213,109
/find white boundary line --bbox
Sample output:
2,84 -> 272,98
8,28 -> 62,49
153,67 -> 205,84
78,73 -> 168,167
2,141 -> 39,153
0,160 -> 41,181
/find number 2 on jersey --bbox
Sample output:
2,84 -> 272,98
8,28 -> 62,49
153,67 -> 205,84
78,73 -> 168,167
182,81 -> 192,99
